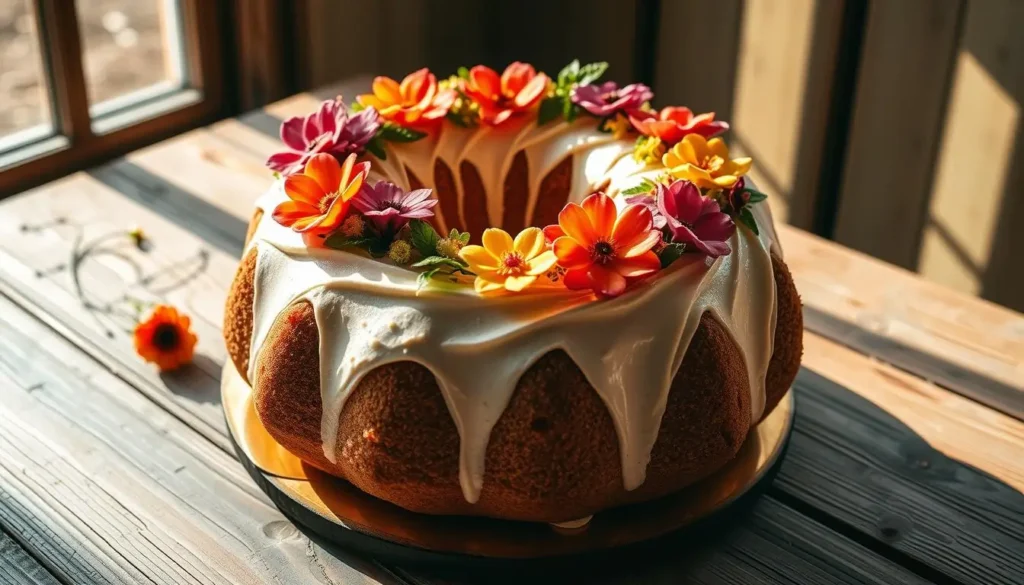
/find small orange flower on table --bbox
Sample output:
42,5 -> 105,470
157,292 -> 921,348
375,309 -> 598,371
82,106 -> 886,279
547,192 -> 662,297
463,62 -> 550,125
273,152 -> 370,236
662,134 -> 751,190
459,227 -> 557,294
134,304 -> 197,372
356,68 -> 456,129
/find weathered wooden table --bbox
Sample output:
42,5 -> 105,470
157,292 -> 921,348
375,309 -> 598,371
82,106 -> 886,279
1,83 -> 1022,585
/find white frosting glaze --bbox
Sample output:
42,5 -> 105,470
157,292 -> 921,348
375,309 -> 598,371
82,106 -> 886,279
245,117 -> 781,504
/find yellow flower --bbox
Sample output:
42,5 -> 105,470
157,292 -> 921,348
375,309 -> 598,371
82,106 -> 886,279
633,136 -> 665,165
662,134 -> 752,189
602,113 -> 632,141
459,227 -> 557,294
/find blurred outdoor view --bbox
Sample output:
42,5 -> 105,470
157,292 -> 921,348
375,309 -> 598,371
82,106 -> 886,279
0,0 -> 180,139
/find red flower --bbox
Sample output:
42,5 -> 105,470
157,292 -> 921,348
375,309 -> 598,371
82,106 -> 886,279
356,68 -> 456,130
463,62 -> 550,125
656,180 -> 735,257
629,106 -> 728,145
548,192 -> 662,297
273,153 -> 370,236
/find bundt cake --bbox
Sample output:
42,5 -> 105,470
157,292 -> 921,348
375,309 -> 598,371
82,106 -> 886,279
224,60 -> 802,525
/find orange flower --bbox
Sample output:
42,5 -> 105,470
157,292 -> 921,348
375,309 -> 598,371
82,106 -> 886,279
629,107 -> 728,145
463,62 -> 550,125
272,153 -> 370,235
550,192 -> 662,297
133,304 -> 197,372
356,68 -> 456,129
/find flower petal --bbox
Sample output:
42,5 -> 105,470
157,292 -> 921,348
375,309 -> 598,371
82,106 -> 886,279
504,275 -> 537,292
501,62 -> 536,96
589,265 -> 627,297
681,134 -> 709,162
514,73 -> 549,109
481,228 -> 514,255
469,65 -> 501,100
619,229 -> 662,258
372,76 -> 403,104
280,116 -> 306,150
552,237 -> 591,269
401,68 -> 433,103
266,150 -> 303,174
304,153 -> 341,194
475,276 -> 505,294
459,245 -> 499,271
543,224 -> 565,242
557,202 -> 598,247
272,200 -> 319,226
612,251 -> 660,277
562,268 -> 592,291
582,192 -> 617,237
284,174 -> 324,206
513,227 -> 545,259
525,250 -> 557,275
611,203 -> 653,244
707,137 -> 729,159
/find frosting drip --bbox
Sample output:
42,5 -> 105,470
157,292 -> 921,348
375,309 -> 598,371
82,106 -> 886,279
246,118 -> 780,504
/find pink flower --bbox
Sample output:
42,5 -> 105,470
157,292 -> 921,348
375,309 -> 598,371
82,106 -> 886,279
624,192 -> 666,229
352,180 -> 437,235
571,81 -> 653,117
267,98 -> 381,176
629,106 -> 728,145
656,180 -> 735,257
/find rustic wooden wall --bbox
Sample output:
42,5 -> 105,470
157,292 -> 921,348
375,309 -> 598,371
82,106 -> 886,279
297,0 -> 1024,312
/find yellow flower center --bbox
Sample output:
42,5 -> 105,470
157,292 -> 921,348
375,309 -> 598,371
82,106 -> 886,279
498,251 -> 527,275
701,155 -> 725,174
318,191 -> 340,214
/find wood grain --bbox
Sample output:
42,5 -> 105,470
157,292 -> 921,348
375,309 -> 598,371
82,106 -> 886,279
780,334 -> 1024,585
0,293 -> 406,585
833,0 -> 963,270
0,530 -> 61,585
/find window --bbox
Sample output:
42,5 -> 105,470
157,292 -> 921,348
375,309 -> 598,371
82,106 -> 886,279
0,0 -> 224,195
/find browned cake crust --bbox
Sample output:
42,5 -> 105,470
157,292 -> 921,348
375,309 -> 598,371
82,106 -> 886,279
223,212 -> 803,523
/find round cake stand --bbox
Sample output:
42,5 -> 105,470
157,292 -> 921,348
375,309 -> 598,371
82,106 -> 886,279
222,363 -> 794,567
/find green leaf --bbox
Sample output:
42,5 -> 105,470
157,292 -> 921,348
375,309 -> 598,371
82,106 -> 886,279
658,242 -> 687,268
417,267 -> 442,289
577,61 -> 609,86
621,178 -> 657,195
744,189 -> 768,203
448,228 -> 459,239
379,122 -> 427,143
458,231 -> 470,245
457,66 -> 470,80
563,99 -> 579,123
557,59 -> 580,86
408,219 -> 441,257
350,101 -> 365,112
364,136 -> 387,160
271,171 -> 281,180
446,111 -> 471,128
324,234 -> 373,250
537,96 -> 564,126
738,207 -> 760,236
412,256 -> 467,270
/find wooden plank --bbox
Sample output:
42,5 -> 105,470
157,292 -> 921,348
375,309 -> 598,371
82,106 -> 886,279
0,293 -> 403,585
781,225 -> 1024,412
833,0 -> 963,270
919,0 -> 1024,312
729,0 -> 846,229
0,530 -> 61,585
777,333 -> 1024,585
653,0 -> 743,119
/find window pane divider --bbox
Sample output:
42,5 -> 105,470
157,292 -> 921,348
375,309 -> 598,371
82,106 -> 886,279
34,0 -> 93,145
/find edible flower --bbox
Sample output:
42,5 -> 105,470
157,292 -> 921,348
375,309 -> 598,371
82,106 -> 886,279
629,106 -> 728,145
549,192 -> 661,297
602,113 -> 633,140
133,304 -> 197,372
273,153 -> 370,235
662,134 -> 752,189
357,68 -> 457,129
267,98 -> 380,176
459,227 -> 558,293
463,62 -> 550,125
656,180 -> 735,257
352,180 -> 437,235
571,81 -> 652,117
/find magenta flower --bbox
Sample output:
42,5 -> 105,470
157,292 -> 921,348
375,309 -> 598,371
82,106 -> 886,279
571,81 -> 653,117
656,180 -> 735,257
267,98 -> 381,176
352,180 -> 437,235
624,192 -> 666,229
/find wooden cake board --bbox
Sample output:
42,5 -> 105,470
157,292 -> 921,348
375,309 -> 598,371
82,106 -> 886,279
221,363 -> 794,566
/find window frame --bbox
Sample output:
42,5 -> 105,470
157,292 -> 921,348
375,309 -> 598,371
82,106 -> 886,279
0,0 -> 226,197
